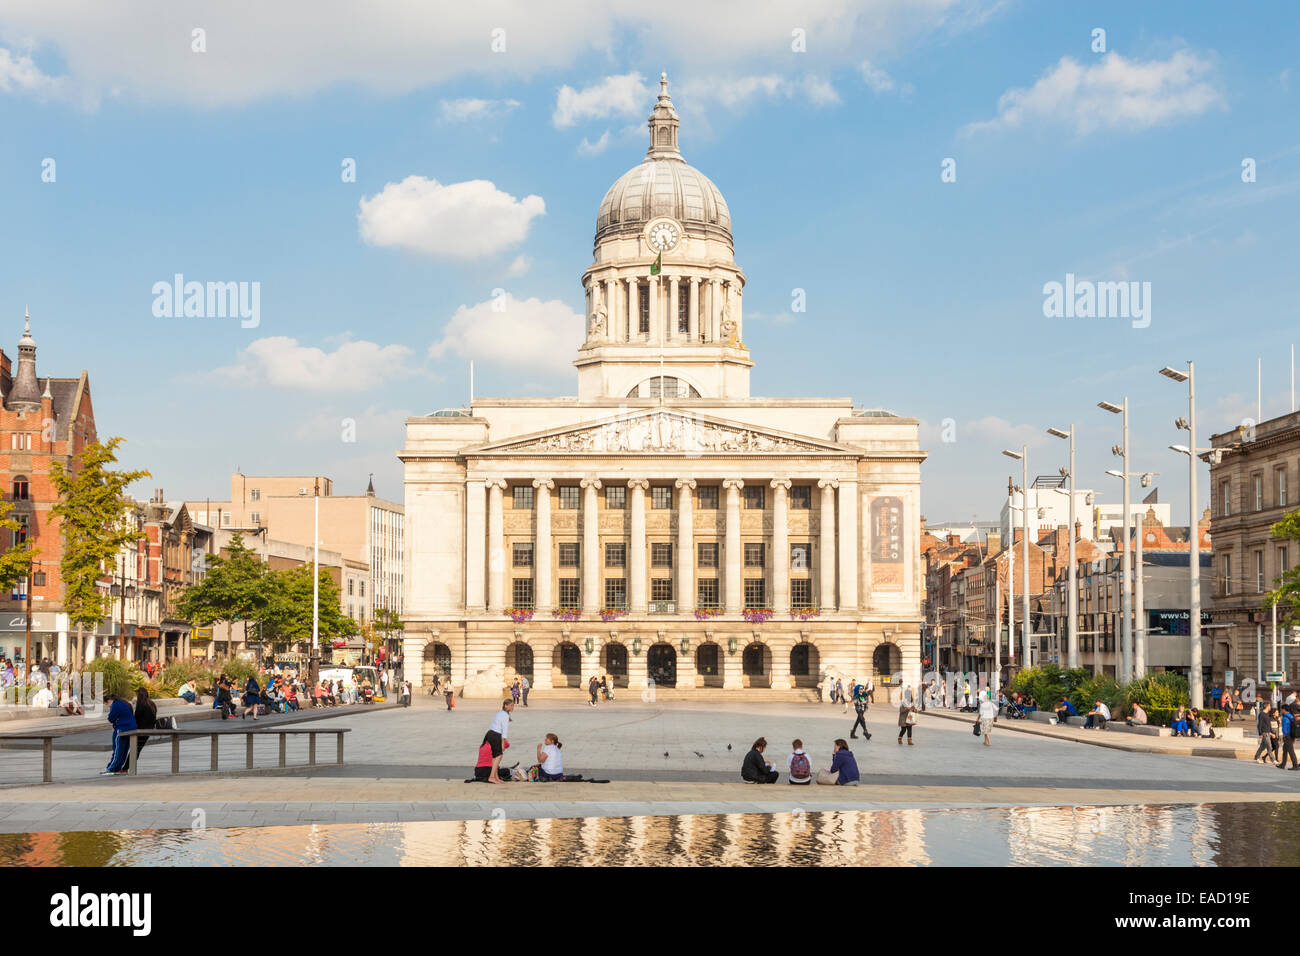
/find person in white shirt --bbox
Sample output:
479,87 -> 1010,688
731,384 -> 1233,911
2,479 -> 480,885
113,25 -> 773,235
786,739 -> 812,784
30,686 -> 54,708
1084,700 -> 1111,730
977,691 -> 998,746
484,700 -> 514,785
537,733 -> 564,780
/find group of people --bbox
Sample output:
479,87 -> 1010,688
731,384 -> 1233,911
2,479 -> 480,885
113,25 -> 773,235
428,673 -> 457,710
1254,700 -> 1300,769
509,676 -> 531,707
587,674 -> 614,706
742,737 -> 862,785
827,676 -> 874,705
101,687 -> 159,775
473,700 -> 566,783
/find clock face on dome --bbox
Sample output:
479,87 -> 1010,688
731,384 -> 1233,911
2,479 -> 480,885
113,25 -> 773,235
646,219 -> 680,252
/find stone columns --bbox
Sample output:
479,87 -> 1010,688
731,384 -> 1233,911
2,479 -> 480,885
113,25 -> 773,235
580,478 -> 601,612
837,479 -> 859,610
771,479 -> 791,614
403,635 -> 425,688
628,479 -> 649,613
668,275 -> 680,341
627,277 -> 637,340
676,478 -> 696,612
723,479 -> 744,613
647,276 -> 659,345
533,479 -> 554,611
604,277 -> 618,340
818,479 -> 837,611
709,279 -> 721,341
465,479 -> 486,611
487,479 -> 506,612
771,640 -> 792,690
689,277 -> 700,342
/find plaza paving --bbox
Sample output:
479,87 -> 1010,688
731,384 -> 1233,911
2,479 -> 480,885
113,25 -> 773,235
1,695 -> 1297,831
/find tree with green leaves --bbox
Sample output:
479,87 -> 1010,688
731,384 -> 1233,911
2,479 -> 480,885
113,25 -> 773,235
0,500 -> 36,593
1269,508 -> 1300,627
372,606 -> 404,660
50,438 -> 150,668
256,563 -> 358,650
175,532 -> 268,657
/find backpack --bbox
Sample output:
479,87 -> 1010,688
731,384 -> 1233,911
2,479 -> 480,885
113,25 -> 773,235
789,751 -> 810,779
1291,715 -> 1300,740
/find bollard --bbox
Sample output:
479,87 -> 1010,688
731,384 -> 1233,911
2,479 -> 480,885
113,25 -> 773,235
279,735 -> 287,768
308,733 -> 316,766
42,738 -> 52,784
246,734 -> 254,770
210,734 -> 219,771
336,731 -> 344,766
171,735 -> 180,774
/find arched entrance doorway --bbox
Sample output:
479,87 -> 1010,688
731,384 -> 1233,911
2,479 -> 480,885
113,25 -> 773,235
742,642 -> 771,688
603,643 -> 628,686
647,643 -> 676,688
553,642 -> 582,688
506,642 -> 533,680
873,642 -> 901,685
696,642 -> 723,688
422,641 -> 451,682
790,642 -> 820,688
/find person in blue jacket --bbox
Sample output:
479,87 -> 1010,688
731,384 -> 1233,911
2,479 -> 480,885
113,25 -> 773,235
242,675 -> 261,721
1054,697 -> 1078,727
826,738 -> 860,785
100,693 -> 138,775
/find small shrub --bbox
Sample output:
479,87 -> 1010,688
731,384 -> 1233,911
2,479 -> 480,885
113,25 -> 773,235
85,657 -> 144,699
1125,672 -> 1189,710
1146,707 -> 1228,728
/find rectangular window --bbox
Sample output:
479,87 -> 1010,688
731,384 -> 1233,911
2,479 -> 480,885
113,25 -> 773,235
792,578 -> 813,606
347,579 -> 354,596
359,581 -> 365,597
512,578 -> 535,608
744,486 -> 765,510
1220,480 -> 1231,517
791,543 -> 810,570
513,542 -> 534,567
12,515 -> 27,547
605,543 -> 626,568
221,513 -> 231,527
558,486 -> 580,510
558,542 -> 580,567
604,577 -> 627,609
638,284 -> 649,334
1222,554 -> 1232,596
698,542 -> 718,568
250,488 -> 260,501
250,512 -> 260,525
651,578 -> 673,602
1278,468 -> 1289,508
790,486 -> 811,510
697,486 -> 718,510
1256,549 -> 1265,592
651,542 -> 673,567
744,578 -> 766,608
678,284 -> 689,334
513,485 -> 534,510
1281,547 -> 1291,580
11,478 -> 28,501
697,578 -> 719,608
1254,474 -> 1264,512
558,578 -> 581,608
32,571 -> 45,587
651,486 -> 673,509
744,542 -> 765,568
606,486 -> 626,509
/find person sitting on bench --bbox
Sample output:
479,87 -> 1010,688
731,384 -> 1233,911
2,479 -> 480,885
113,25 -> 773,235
1083,700 -> 1110,729
1054,698 -> 1078,726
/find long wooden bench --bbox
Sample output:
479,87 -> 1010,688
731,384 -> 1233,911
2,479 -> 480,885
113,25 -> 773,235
119,727 -> 351,776
0,735 -> 56,782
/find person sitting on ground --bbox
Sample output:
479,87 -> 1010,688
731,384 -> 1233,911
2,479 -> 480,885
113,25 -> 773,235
1024,694 -> 1038,713
1084,700 -> 1111,730
474,735 -> 512,782
1170,705 -> 1190,737
59,684 -> 83,716
820,738 -> 860,785
536,733 -> 564,781
177,679 -> 199,705
787,739 -> 812,785
283,682 -> 299,712
1197,713 -> 1216,738
1127,702 -> 1148,726
741,737 -> 780,784
1054,697 -> 1078,726
30,684 -> 54,708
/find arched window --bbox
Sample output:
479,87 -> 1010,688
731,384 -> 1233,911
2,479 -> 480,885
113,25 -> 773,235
11,476 -> 28,501
626,376 -> 701,399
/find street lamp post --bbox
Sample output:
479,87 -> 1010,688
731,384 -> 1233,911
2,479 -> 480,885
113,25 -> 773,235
1162,362 -> 1213,707
1003,447 -> 1033,670
1098,399 -> 1132,683
1048,425 -> 1078,668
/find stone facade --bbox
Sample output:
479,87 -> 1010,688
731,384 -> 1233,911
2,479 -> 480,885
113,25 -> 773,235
399,76 -> 927,697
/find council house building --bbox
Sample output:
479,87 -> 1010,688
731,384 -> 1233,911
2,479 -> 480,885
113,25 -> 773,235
399,76 -> 926,698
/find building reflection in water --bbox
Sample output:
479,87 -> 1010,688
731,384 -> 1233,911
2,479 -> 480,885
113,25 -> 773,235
4,803 -> 1300,866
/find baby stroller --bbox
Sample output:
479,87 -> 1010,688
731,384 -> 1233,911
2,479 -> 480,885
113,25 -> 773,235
1004,699 -> 1028,720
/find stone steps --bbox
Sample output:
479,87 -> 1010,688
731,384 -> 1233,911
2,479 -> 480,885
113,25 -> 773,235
521,687 -> 822,703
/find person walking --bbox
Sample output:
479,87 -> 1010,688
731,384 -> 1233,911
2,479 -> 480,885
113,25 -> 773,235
510,678 -> 522,707
865,676 -> 875,704
978,690 -> 998,747
963,679 -> 972,709
898,697 -> 916,745
741,737 -> 779,784
1254,703 -> 1277,764
938,677 -> 948,709
840,678 -> 849,713
849,692 -> 871,740
100,693 -> 137,775
1281,707 -> 1300,771
520,674 -> 530,707
400,680 -> 412,707
588,675 -> 600,707
443,678 -> 455,711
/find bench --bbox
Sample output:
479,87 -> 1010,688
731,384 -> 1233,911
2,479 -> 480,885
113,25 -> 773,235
120,726 -> 351,777
0,735 -> 56,782
1103,722 -> 1163,737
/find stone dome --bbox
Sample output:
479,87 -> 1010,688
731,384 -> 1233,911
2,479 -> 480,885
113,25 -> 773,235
594,73 -> 733,248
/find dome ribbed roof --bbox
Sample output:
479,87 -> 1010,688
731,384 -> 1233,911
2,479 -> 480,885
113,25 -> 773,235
594,73 -> 732,248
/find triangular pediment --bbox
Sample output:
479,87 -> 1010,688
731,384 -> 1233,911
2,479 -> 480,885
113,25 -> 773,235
471,410 -> 853,456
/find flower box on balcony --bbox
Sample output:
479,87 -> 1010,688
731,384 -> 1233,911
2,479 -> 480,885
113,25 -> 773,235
742,608 -> 774,624
598,608 -> 628,623
789,606 -> 821,621
504,607 -> 534,623
551,608 -> 582,622
694,607 -> 724,621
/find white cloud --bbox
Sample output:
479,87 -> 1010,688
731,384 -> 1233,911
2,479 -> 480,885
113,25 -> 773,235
294,404 -> 414,442
211,336 -> 415,391
965,50 -> 1224,136
860,60 -> 896,94
358,176 -> 545,259
429,293 -> 582,375
679,73 -> 840,112
553,72 -> 648,128
438,97 -> 520,122
577,130 -> 612,155
506,255 -> 532,277
0,47 -> 60,95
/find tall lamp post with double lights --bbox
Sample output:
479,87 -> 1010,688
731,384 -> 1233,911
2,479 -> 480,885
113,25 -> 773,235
1161,362 -> 1216,707
1047,424 -> 1079,668
1105,467 -> 1159,680
1002,448 -> 1035,670
1097,398 -> 1132,683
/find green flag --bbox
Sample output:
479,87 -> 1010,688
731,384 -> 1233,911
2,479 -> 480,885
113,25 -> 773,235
650,251 -> 662,275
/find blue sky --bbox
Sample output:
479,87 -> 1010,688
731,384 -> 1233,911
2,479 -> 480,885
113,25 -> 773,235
1,0 -> 1296,522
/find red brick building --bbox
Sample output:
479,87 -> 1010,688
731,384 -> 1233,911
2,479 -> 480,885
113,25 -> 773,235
0,314 -> 98,666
